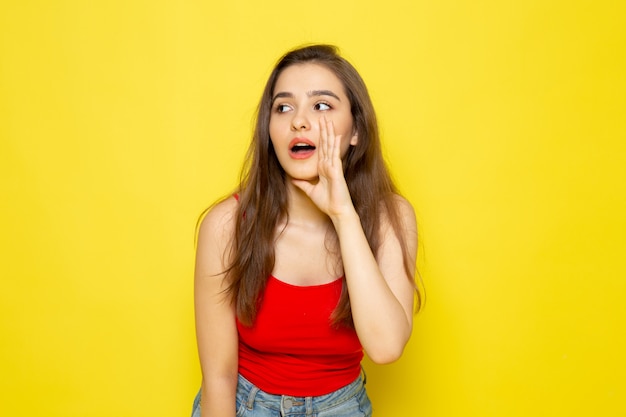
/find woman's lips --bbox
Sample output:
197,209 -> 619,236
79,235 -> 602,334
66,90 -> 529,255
288,137 -> 316,159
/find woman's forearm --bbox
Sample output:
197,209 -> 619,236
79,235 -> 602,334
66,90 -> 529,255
331,209 -> 414,364
200,374 -> 238,417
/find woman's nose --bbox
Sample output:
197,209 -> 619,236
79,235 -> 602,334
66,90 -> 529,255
290,110 -> 310,131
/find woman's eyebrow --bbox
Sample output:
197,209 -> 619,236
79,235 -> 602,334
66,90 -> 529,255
272,92 -> 294,103
307,90 -> 341,101
272,90 -> 341,104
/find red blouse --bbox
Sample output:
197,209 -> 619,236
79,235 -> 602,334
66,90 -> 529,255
237,275 -> 363,396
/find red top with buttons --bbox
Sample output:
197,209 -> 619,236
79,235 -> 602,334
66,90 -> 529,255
237,275 -> 363,396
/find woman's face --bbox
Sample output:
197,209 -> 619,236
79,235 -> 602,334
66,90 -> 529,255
269,63 -> 358,182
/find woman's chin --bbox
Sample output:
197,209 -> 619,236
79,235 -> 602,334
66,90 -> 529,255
287,172 -> 319,183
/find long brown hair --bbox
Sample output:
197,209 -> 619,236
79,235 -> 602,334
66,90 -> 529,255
226,44 -> 419,326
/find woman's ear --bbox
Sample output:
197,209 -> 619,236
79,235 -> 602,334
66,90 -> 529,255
350,132 -> 358,146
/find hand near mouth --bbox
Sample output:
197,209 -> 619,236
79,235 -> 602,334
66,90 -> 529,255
292,115 -> 356,220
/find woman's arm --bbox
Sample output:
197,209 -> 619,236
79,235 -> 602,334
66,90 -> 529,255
194,197 -> 239,416
331,197 -> 417,364
292,117 -> 417,364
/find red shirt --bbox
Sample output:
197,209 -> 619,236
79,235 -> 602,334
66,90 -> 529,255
237,275 -> 363,396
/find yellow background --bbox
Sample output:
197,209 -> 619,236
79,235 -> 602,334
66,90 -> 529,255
1,1 -> 624,416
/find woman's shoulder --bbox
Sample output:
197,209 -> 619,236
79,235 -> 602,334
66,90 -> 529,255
391,193 -> 414,211
386,193 -> 416,221
378,193 -> 417,239
196,195 -> 239,245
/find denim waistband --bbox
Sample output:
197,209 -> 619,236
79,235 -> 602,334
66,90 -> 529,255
237,370 -> 367,416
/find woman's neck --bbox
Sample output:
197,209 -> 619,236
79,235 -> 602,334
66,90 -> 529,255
284,179 -> 330,228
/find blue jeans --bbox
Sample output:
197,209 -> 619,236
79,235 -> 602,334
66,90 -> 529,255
192,372 -> 372,416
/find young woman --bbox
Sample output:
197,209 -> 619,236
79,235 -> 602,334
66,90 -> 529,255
192,44 -> 420,417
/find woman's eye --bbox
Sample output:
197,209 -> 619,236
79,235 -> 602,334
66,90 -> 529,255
314,102 -> 331,111
276,104 -> 291,113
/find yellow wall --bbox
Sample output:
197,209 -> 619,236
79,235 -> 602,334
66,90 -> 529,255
1,1 -> 624,416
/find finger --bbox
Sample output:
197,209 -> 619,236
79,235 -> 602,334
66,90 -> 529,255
328,120 -> 341,163
319,116 -> 328,161
291,178 -> 314,196
325,117 -> 335,162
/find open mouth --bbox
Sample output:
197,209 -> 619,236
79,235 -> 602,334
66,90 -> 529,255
290,143 -> 316,153
288,138 -> 317,159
